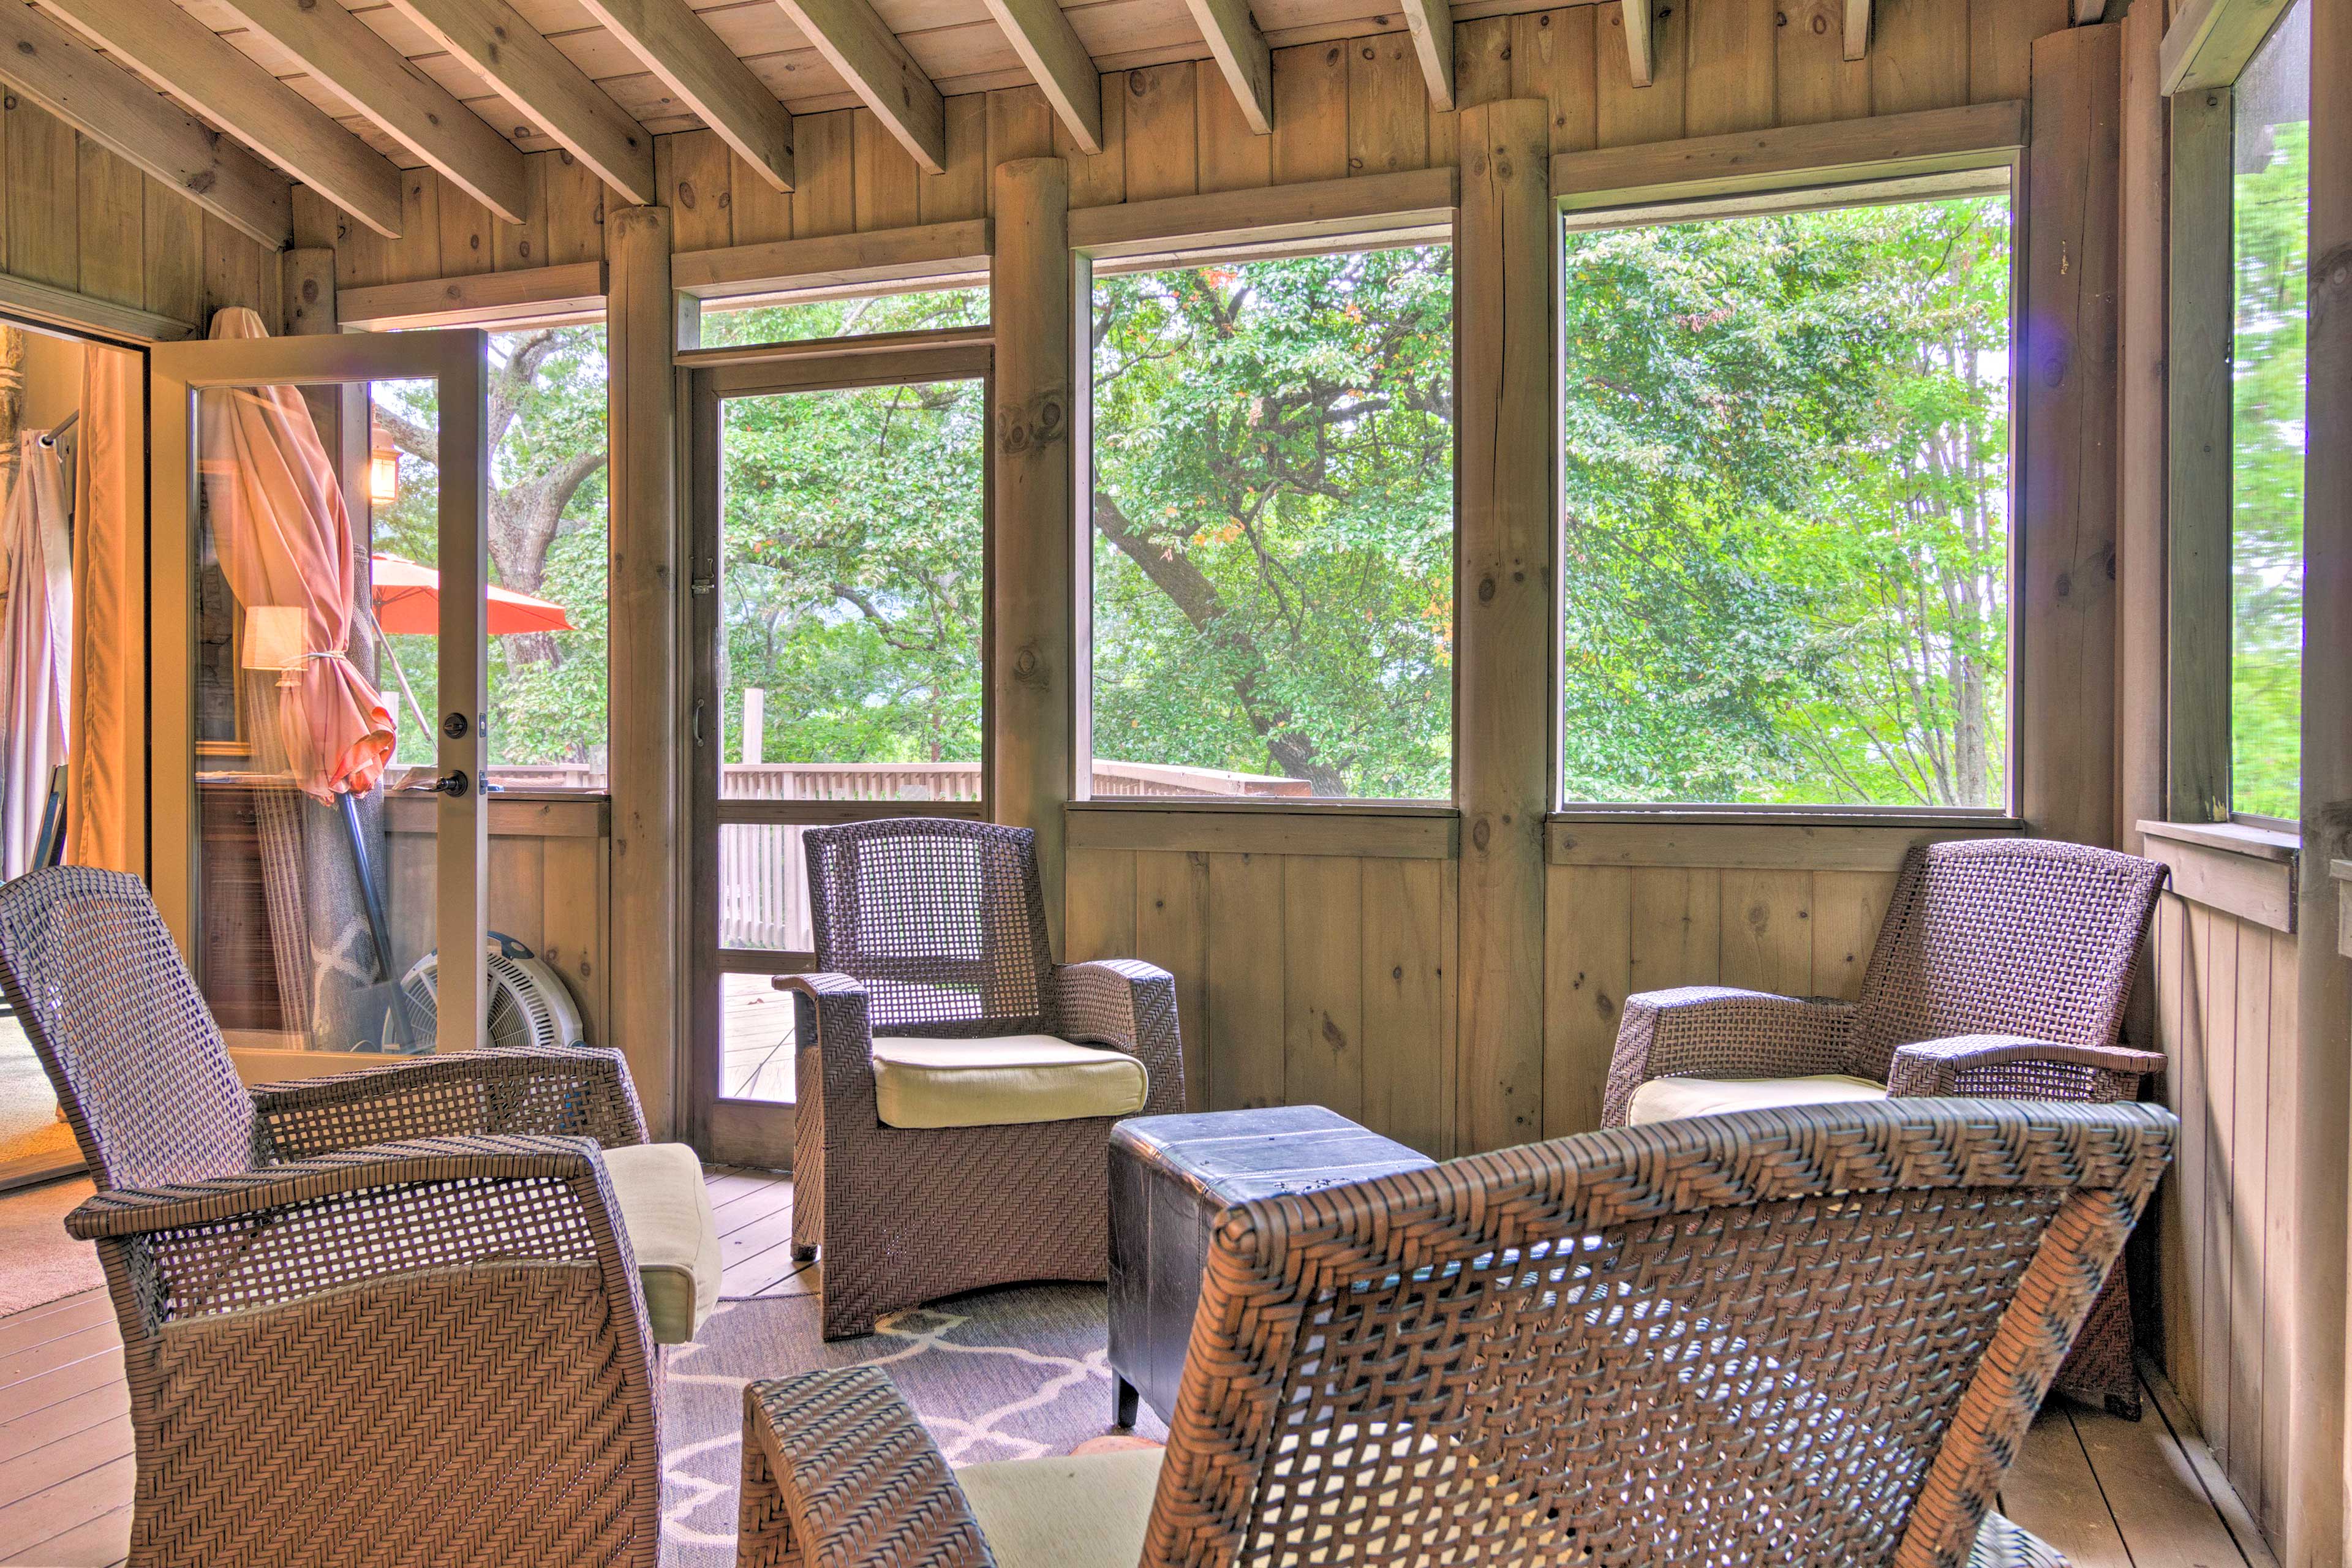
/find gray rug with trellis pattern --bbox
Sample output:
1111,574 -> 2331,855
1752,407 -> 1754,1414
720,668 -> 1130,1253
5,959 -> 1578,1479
660,1285 -> 1166,1566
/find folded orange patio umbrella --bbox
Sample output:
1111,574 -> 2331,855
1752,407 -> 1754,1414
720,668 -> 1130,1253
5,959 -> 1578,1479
369,553 -> 577,636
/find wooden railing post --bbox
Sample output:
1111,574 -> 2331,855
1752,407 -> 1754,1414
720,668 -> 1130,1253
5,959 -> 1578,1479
989,156 -> 1076,957
606,202 -> 683,1137
1454,99 -> 1555,1155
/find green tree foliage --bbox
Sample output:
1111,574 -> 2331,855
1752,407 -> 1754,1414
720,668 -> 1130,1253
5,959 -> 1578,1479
1560,195 -> 2013,808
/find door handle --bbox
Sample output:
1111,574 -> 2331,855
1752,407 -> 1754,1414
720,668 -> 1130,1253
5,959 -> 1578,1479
425,769 -> 470,797
693,700 -> 706,746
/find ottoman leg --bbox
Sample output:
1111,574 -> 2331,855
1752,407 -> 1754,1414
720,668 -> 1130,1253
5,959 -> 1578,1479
1114,1376 -> 1140,1430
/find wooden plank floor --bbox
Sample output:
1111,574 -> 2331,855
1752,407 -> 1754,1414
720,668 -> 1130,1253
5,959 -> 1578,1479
0,1167 -> 2275,1568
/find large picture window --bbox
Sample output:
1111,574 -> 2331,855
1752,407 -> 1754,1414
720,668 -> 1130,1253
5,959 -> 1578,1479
2228,0 -> 2309,823
1087,245 -> 1455,801
1558,187 -> 2015,810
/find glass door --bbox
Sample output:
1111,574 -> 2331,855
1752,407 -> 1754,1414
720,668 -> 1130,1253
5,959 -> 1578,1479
686,336 -> 991,1167
150,328 -> 493,1071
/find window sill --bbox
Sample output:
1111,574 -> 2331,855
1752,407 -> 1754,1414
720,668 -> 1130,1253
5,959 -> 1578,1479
1545,814 -> 2021,872
2135,820 -> 2297,934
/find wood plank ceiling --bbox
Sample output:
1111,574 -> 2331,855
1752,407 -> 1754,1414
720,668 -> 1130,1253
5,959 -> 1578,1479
5,0 -> 1913,249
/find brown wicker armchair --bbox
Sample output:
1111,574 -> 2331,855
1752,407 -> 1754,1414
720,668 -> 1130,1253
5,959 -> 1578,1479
740,1098 -> 2176,1568
0,865 -> 714,1568
1600,835 -> 2169,1415
781,818 -> 1185,1340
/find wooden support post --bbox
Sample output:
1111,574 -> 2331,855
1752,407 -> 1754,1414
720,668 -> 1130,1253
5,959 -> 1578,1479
2305,0 -> 2351,1553
989,159 -> 1076,957
606,203 -> 683,1136
2166,86 -> 2233,824
1455,99 -> 1553,1155
2116,6 -> 2166,859
2019,26 -> 2121,848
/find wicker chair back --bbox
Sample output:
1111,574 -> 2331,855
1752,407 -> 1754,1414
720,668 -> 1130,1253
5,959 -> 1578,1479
1144,1098 -> 2173,1568
1847,839 -> 2169,1082
802,817 -> 1056,1036
0,865 -> 260,1188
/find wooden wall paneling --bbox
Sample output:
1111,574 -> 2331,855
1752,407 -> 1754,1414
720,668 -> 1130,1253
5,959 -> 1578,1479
291,187 -> 342,252
1134,848 -> 1211,1106
988,157 -> 1074,951
796,111 -> 858,237
855,110 -> 922,230
386,171 -> 441,286
545,151 -> 611,263
1064,76 -> 1130,207
1065,845 -> 1138,957
489,835 -> 550,955
1596,0 -> 1684,147
541,832 -> 612,1051
2258,926 -> 2296,1541
668,129 -> 739,252
75,140 -> 140,309
925,94 -> 993,222
2166,86 -> 2231,824
1194,63 -> 1270,194
1970,0 -> 2069,104
1684,0 -> 1778,137
1871,0 -> 1972,115
142,177 -> 204,328
2019,24 -> 2120,848
2196,904 -> 2237,1469
8,105 -> 77,290
987,86 -> 1058,171
496,157 -> 551,273
1717,868 -> 1812,994
2155,893 -> 2196,1413
203,213 -> 274,320
1777,0 -> 1871,126
1453,17 -> 1512,110
1628,866 -> 1721,991
1360,856 -> 1447,1153
606,202 -> 681,1137
1206,850 -> 1285,1108
1510,10 -> 1599,155
1348,36 -> 1429,175
1282,854 -> 1364,1120
1809,867 -> 1896,999
1453,99 -> 1552,1153
1543,864 -> 1630,1137
1272,44 -> 1351,184
2226,916 -> 2269,1490
438,187 -> 496,277
1122,64 -> 1200,201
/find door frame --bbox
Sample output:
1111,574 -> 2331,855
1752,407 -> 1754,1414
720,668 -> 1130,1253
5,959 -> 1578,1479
149,328 -> 492,1076
684,331 -> 995,1168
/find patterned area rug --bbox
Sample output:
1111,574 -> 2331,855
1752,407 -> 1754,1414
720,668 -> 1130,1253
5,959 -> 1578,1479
662,1285 -> 1167,1566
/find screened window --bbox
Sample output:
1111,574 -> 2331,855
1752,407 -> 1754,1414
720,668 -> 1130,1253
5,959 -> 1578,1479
697,284 -> 987,349
1558,187 -> 2015,810
2228,0 -> 2309,823
1087,246 -> 1455,801
371,324 -> 611,790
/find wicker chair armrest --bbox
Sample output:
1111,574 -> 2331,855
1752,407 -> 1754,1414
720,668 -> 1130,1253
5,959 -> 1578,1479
1600,987 -> 1859,1126
1886,1036 -> 2168,1101
1054,959 -> 1187,1115
775,973 -> 884,1126
63,1135 -> 654,1362
739,1368 -> 990,1568
252,1047 -> 649,1157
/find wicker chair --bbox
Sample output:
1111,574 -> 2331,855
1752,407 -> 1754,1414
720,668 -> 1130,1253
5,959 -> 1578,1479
0,865 -> 713,1568
740,1097 -> 2176,1568
782,818 -> 1185,1340
1599,836 -> 2169,1416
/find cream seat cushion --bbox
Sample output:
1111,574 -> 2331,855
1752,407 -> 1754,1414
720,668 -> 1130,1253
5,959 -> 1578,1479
600,1140 -> 721,1344
957,1449 -> 1163,1568
869,1035 -> 1148,1129
1627,1072 -> 1889,1126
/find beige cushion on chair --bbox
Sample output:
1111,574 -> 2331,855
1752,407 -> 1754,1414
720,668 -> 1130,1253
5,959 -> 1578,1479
600,1141 -> 721,1344
869,1035 -> 1149,1129
957,1449 -> 1163,1568
1627,1073 -> 1888,1126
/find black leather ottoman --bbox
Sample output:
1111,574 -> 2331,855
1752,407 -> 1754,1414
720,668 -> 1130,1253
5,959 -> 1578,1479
1107,1104 -> 1436,1427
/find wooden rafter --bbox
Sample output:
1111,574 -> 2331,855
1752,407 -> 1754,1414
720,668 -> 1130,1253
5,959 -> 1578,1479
211,0 -> 529,224
1844,0 -> 1873,60
575,0 -> 796,192
1182,0 -> 1273,135
974,0 -> 1104,154
39,0 -> 402,239
769,0 -> 946,173
1621,0 -> 1657,86
382,0 -> 656,207
0,1 -> 289,249
1398,0 -> 1457,111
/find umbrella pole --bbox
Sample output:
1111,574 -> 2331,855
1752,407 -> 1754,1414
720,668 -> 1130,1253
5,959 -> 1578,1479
363,608 -> 437,760
337,790 -> 423,1050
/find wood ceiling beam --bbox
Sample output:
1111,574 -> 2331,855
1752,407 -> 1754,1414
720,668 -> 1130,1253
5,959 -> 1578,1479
1182,0 -> 1272,134
1400,0 -> 1457,111
1621,0 -> 1657,86
768,0 -> 946,173
37,0 -> 402,239
382,0 -> 657,206
974,0 -> 1104,154
210,0 -> 530,224
1844,0 -> 1872,60
0,1 -> 289,249
575,0 -> 796,191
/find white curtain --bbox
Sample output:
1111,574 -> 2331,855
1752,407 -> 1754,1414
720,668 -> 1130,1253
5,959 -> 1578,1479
0,432 -> 72,878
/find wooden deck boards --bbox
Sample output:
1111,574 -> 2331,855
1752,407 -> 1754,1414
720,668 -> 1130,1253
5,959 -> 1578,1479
0,1167 -> 2272,1568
